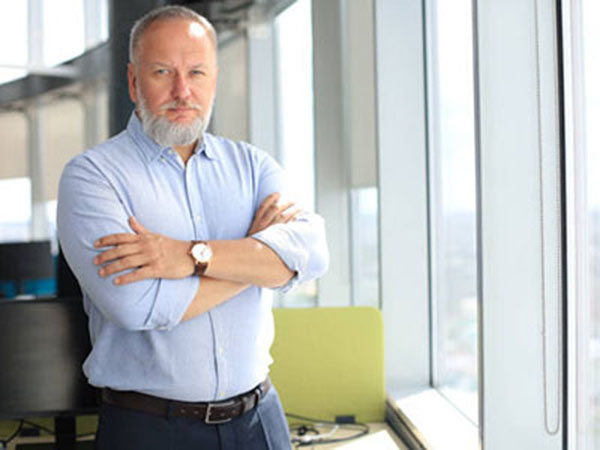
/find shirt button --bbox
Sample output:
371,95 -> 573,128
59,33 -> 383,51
219,391 -> 225,398
196,215 -> 202,222
218,347 -> 224,355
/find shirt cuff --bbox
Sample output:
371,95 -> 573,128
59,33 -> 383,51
251,225 -> 306,293
146,275 -> 200,330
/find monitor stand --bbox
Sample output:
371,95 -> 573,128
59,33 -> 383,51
14,417 -> 95,450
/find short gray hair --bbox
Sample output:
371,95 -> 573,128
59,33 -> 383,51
129,5 -> 217,64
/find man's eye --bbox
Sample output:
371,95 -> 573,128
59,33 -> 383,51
191,70 -> 206,76
155,69 -> 170,75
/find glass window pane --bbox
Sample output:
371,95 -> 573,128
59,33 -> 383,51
43,97 -> 84,252
43,98 -> 84,202
275,0 -> 315,212
582,0 -> 600,446
85,0 -> 110,48
350,187 -> 379,308
0,178 -> 31,242
0,69 -> 27,85
0,110 -> 32,246
0,112 -> 28,180
427,0 -> 478,424
43,0 -> 85,66
0,1 -> 27,84
0,1 -> 28,66
274,0 -> 316,307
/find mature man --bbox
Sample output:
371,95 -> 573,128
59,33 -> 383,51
57,5 -> 328,450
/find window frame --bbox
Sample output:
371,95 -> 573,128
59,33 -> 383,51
377,0 -> 566,448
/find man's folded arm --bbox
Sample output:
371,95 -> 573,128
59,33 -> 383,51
57,158 -> 201,331
58,153 -> 329,328
58,159 -> 304,328
203,212 -> 329,291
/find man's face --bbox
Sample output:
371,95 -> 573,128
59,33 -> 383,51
127,19 -> 218,147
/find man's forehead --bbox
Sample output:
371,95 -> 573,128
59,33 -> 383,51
138,22 -> 216,60
188,22 -> 209,39
142,18 -> 212,42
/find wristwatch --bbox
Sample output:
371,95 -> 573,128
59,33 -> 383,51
189,241 -> 213,276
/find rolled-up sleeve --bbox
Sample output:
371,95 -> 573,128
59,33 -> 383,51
252,213 -> 329,292
57,157 -> 198,331
248,146 -> 329,292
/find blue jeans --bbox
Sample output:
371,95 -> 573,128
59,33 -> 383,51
95,388 -> 291,450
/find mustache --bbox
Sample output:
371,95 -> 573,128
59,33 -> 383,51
158,101 -> 202,111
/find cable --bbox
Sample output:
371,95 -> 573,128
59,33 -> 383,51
22,419 -> 54,435
17,420 -> 96,440
286,412 -> 370,447
0,420 -> 24,447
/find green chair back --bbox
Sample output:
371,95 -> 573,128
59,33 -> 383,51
269,306 -> 385,423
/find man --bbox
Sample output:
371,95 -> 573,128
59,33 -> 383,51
57,5 -> 328,450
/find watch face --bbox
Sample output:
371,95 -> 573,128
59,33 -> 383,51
192,243 -> 212,263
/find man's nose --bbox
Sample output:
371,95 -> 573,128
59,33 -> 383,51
172,73 -> 191,100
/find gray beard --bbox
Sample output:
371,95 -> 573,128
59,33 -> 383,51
136,88 -> 212,148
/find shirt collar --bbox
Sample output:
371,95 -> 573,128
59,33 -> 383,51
126,111 -> 219,163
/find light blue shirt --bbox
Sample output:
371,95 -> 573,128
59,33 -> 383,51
57,112 -> 328,402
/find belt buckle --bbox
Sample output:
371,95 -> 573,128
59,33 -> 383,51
205,400 -> 236,424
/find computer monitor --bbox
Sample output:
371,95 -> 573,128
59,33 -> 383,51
0,296 -> 98,449
0,241 -> 54,297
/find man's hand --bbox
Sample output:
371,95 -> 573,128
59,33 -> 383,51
94,216 -> 194,285
247,193 -> 301,236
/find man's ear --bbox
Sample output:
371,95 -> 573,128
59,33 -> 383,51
127,63 -> 138,104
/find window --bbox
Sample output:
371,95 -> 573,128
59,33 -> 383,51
581,0 -> 600,446
43,97 -> 85,250
350,187 -> 379,308
0,1 -> 27,83
0,0 -> 109,85
0,178 -> 31,242
274,0 -> 316,306
0,112 -> 30,241
425,0 -> 478,423
274,0 -> 315,212
43,0 -> 85,67
378,0 -> 563,448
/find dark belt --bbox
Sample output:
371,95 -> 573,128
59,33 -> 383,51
101,379 -> 271,424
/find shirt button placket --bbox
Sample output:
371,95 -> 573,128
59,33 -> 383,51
185,158 -> 205,239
